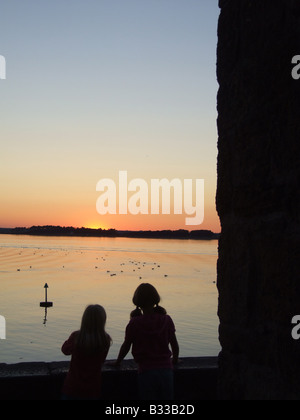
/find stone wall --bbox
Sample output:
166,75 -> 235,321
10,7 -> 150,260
0,358 -> 218,400
217,0 -> 300,399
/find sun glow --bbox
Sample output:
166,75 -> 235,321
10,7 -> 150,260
84,223 -> 108,231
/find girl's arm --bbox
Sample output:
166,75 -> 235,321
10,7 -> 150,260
61,331 -> 77,356
170,333 -> 179,365
115,340 -> 131,366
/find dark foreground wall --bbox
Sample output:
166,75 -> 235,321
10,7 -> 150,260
217,0 -> 300,399
0,358 -> 218,400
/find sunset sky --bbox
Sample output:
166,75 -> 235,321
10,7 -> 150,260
0,1 -> 220,232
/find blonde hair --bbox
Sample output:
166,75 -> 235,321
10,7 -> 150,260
76,304 -> 111,355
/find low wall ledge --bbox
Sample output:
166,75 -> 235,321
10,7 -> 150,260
0,357 -> 218,377
0,357 -> 218,400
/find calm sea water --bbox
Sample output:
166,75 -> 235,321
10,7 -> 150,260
0,234 -> 220,363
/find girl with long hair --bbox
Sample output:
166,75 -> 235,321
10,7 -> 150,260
61,304 -> 111,400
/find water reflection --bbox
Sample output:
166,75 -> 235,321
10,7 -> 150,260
42,307 -> 49,326
0,236 -> 220,363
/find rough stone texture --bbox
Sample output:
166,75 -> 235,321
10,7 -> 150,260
217,0 -> 300,399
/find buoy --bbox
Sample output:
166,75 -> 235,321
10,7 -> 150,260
40,283 -> 53,308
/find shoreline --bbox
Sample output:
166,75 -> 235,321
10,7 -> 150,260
0,226 -> 220,241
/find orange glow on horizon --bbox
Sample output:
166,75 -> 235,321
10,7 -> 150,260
0,215 -> 220,233
84,223 -> 109,231
0,197 -> 221,233
0,209 -> 221,233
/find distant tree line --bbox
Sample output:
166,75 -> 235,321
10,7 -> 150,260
0,226 -> 219,240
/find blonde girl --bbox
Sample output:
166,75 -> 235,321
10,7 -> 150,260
61,304 -> 111,400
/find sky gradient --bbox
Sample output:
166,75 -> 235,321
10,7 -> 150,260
0,1 -> 220,232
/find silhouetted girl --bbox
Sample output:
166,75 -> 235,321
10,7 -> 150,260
115,283 -> 179,400
61,304 -> 112,400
